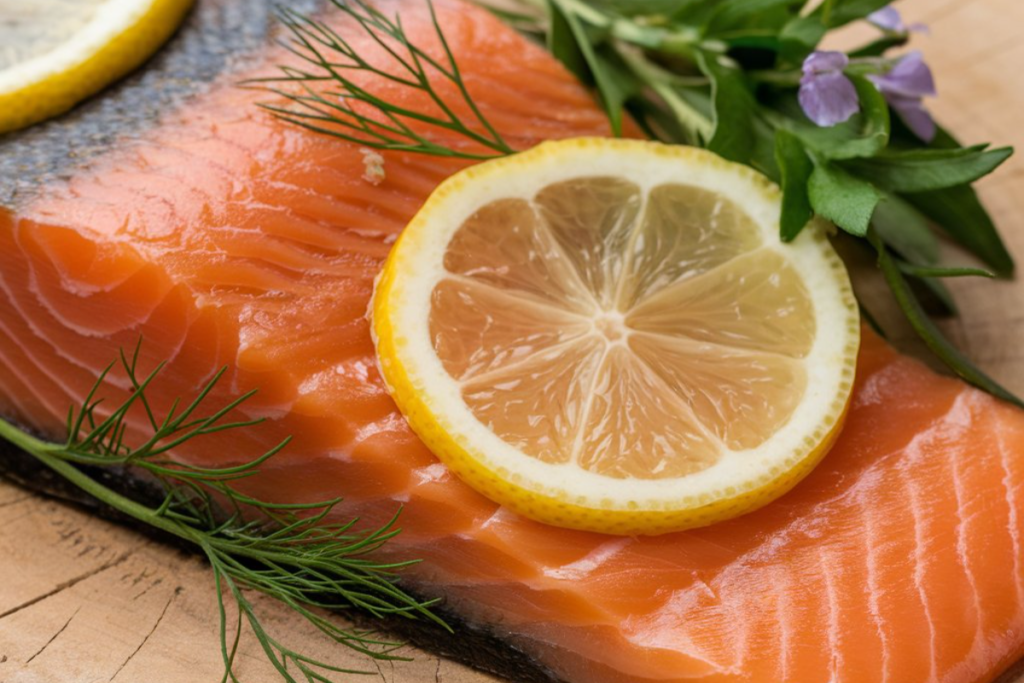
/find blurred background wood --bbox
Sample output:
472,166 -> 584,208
1,0 -> 1023,681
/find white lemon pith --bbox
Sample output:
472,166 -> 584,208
373,138 -> 859,536
0,0 -> 194,134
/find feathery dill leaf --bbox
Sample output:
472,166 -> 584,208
250,0 -> 514,159
0,342 -> 447,683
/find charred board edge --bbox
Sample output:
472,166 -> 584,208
0,437 -> 560,683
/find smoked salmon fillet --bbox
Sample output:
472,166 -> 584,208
1,1 -> 1023,681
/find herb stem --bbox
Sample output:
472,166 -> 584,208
5,429 -> 200,545
651,82 -> 714,140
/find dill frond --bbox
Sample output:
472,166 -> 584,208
0,341 -> 447,683
250,0 -> 515,160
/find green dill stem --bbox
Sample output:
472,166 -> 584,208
0,421 -> 311,563
0,419 -> 202,544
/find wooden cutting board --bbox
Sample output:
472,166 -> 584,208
1,0 -> 1023,681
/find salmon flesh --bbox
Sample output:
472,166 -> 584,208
1,1 -> 1023,682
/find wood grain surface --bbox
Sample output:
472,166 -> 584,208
1,0 -> 1023,681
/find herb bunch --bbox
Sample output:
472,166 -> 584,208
266,0 -> 1018,406
535,0 -> 1020,405
0,345 -> 445,683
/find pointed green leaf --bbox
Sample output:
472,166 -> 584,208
751,115 -> 782,180
841,146 -> 1013,192
591,0 -> 711,19
869,231 -> 1023,408
808,162 -> 880,236
904,184 -> 1015,277
547,1 -> 588,82
552,2 -> 638,135
704,0 -> 800,34
870,192 -> 939,265
897,263 -> 996,279
774,129 -> 814,240
813,0 -> 892,28
695,51 -> 755,163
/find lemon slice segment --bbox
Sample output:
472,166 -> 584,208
0,0 -> 194,134
373,138 -> 859,536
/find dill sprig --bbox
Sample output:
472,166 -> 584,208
251,0 -> 514,160
0,343 -> 447,683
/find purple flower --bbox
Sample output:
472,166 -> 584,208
799,51 -> 860,127
868,6 -> 928,34
868,51 -> 937,141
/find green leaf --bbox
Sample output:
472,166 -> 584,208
869,231 -> 1023,408
870,192 -> 939,265
591,0 -> 711,19
905,184 -> 1015,277
548,1 -> 588,82
842,146 -> 1013,192
750,115 -> 781,180
774,129 -> 814,240
704,0 -> 800,34
716,30 -> 782,51
695,51 -> 755,163
808,162 -> 880,236
787,74 -> 890,160
813,0 -> 891,28
625,97 -> 692,144
552,1 -> 639,135
898,262 -> 996,279
882,122 -> 1015,276
778,15 -> 826,64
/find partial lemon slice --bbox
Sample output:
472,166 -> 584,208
373,138 -> 859,536
0,0 -> 194,134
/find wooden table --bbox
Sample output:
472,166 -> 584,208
1,0 -> 1023,680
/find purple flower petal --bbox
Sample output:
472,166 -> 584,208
799,51 -> 859,127
868,5 -> 928,33
868,51 -> 936,98
802,50 -> 849,76
888,93 -> 937,142
800,71 -> 860,127
868,6 -> 904,31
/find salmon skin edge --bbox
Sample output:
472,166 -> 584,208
0,428 -> 564,683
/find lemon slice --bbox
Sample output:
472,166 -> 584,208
372,138 -> 859,536
0,0 -> 194,134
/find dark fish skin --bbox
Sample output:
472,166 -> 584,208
0,435 -> 558,683
0,2 -> 557,680
0,0 -> 320,207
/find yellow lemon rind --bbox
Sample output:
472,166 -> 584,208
0,0 -> 195,134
